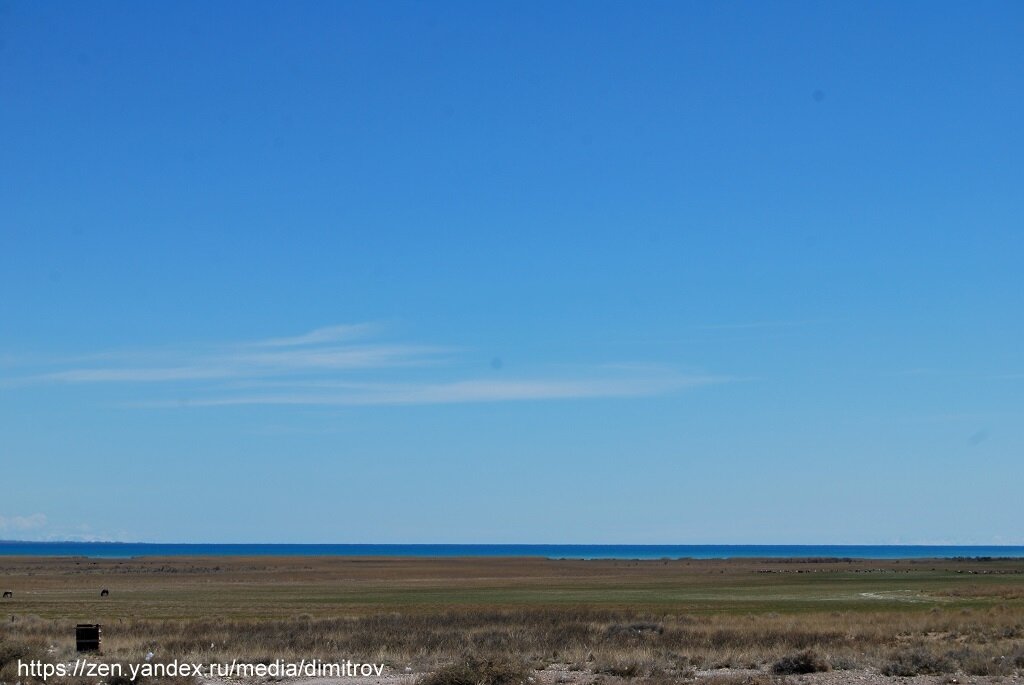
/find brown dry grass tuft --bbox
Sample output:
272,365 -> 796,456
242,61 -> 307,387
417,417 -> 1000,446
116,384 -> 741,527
770,649 -> 830,674
418,656 -> 529,685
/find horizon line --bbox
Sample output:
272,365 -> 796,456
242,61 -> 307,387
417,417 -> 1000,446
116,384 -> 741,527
4,540 -> 1024,547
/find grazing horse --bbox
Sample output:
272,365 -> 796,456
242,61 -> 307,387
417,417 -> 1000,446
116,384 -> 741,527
2,591 -> 11,598
100,589 -> 109,597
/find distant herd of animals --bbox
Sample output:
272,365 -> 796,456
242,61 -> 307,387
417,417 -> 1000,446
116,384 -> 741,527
2,589 -> 110,598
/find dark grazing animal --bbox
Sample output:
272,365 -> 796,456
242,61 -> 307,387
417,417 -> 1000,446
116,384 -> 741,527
100,589 -> 109,597
2,591 -> 11,598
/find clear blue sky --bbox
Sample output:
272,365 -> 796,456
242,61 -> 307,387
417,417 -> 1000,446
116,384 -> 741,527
2,1 -> 1022,544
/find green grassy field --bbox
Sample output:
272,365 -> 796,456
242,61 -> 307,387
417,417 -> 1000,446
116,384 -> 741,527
3,555 -> 1021,618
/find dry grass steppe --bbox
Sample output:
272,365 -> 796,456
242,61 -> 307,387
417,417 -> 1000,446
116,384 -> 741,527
2,556 -> 1023,685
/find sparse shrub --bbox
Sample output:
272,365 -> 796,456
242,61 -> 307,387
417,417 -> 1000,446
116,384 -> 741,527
881,647 -> 955,676
418,656 -> 528,685
703,675 -> 784,685
630,623 -> 664,635
638,671 -> 695,685
0,638 -> 46,682
594,655 -> 660,677
946,647 -> 1012,676
770,649 -> 830,674
828,653 -> 860,670
604,623 -> 664,645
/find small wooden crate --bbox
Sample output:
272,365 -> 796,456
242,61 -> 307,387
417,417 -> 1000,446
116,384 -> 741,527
76,624 -> 101,653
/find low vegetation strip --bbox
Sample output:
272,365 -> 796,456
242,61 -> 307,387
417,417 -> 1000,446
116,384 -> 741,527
1,556 -> 1023,683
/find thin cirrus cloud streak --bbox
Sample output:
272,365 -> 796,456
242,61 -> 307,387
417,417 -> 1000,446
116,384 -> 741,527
33,344 -> 444,383
9,324 -> 729,406
242,323 -> 379,348
139,375 -> 726,407
27,325 -> 451,383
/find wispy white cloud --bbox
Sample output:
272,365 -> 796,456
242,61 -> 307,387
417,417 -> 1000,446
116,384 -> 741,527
236,344 -> 447,371
246,323 -> 379,348
140,374 -> 726,407
41,365 -> 239,383
0,513 -> 47,532
4,324 -> 729,407
14,324 -> 450,385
